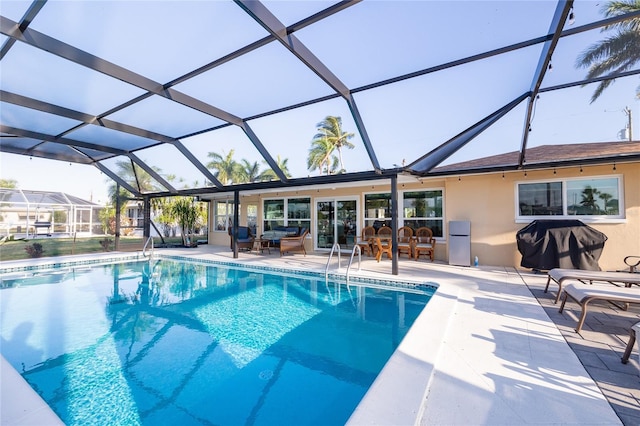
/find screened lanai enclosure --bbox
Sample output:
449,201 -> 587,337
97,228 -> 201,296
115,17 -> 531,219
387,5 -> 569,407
1,1 -> 639,247
0,188 -> 102,238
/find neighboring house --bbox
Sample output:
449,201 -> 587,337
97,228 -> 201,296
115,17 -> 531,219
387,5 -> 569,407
205,141 -> 640,272
0,188 -> 104,237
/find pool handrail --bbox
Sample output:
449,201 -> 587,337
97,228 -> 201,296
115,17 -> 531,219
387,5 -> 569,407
346,245 -> 362,285
142,236 -> 154,258
325,243 -> 341,280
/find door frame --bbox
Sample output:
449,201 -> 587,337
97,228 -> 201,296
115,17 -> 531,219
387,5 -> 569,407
314,196 -> 359,251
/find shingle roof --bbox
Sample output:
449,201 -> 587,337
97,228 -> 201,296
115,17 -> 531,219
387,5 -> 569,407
432,141 -> 640,173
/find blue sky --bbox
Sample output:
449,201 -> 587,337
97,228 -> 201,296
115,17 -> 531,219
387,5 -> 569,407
1,0 -> 639,204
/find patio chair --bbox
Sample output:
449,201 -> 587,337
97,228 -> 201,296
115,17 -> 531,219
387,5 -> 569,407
280,228 -> 309,256
374,236 -> 392,262
397,226 -> 413,258
413,227 -> 435,261
377,226 -> 392,239
545,267 -> 640,303
229,226 -> 254,251
558,283 -> 640,332
356,225 -> 375,257
624,255 -> 640,273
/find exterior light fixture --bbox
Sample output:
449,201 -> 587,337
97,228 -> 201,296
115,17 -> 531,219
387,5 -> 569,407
579,166 -> 583,173
613,162 -> 617,171
568,8 -> 575,25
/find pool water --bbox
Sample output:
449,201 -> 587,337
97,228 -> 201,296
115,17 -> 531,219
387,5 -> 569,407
0,259 -> 434,425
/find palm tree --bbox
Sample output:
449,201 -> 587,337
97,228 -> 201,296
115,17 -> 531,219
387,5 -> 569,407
106,159 -> 160,210
575,0 -> 640,103
206,150 -> 241,184
311,116 -> 355,173
239,159 -> 261,183
307,137 -> 337,175
258,155 -> 291,181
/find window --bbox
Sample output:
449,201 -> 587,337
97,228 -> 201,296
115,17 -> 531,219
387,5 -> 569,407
401,190 -> 444,237
263,198 -> 310,232
246,203 -> 258,235
214,200 -> 234,231
364,193 -> 391,230
517,176 -> 623,220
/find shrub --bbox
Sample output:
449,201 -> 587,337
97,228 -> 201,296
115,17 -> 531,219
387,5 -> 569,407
25,243 -> 44,258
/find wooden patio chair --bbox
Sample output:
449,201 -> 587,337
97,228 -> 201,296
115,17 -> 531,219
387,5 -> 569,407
413,227 -> 435,261
280,228 -> 309,256
374,236 -> 392,262
397,226 -> 413,258
356,225 -> 376,257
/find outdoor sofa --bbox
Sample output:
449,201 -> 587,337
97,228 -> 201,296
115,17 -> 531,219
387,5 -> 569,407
261,226 -> 304,247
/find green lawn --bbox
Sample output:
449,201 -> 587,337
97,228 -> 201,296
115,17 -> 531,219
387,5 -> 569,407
0,236 -> 185,261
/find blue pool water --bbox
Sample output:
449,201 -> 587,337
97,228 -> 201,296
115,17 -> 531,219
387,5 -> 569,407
0,258 -> 434,425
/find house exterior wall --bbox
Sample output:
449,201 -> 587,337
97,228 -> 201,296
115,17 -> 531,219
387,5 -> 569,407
207,161 -> 639,271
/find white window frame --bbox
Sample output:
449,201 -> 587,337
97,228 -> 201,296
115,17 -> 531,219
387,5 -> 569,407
262,197 -> 311,231
515,174 -> 625,223
213,199 -> 235,232
363,191 -> 392,230
399,187 -> 445,239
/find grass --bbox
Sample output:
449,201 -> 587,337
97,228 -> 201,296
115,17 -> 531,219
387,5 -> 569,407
0,236 -> 186,261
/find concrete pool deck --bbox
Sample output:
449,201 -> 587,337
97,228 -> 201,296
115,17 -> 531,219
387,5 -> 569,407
1,246 -> 638,425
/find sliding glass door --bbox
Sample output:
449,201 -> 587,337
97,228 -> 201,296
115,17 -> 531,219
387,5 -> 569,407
315,198 -> 357,250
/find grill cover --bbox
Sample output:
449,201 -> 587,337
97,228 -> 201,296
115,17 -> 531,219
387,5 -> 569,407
516,220 -> 607,271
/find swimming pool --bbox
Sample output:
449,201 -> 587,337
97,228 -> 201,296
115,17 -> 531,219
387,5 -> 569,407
0,257 -> 435,425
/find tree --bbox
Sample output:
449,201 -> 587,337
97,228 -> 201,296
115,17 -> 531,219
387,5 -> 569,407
106,160 -> 161,213
258,155 -> 291,181
206,150 -> 241,184
309,116 -> 355,174
0,179 -> 17,188
239,159 -> 261,183
575,0 -> 640,103
307,137 -> 338,175
171,197 -> 200,246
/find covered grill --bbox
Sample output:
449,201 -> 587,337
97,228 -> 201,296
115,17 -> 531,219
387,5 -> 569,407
516,220 -> 607,271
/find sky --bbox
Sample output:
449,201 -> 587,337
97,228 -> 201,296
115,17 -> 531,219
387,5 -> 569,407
1,0 -> 639,205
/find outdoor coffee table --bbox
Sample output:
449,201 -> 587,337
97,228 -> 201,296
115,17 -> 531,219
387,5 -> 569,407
252,238 -> 271,254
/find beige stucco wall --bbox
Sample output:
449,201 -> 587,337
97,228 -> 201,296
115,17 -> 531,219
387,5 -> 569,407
207,161 -> 639,270
445,162 -> 639,271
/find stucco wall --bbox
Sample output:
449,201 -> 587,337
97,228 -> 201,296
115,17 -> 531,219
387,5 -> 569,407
206,161 -> 639,270
445,162 -> 639,271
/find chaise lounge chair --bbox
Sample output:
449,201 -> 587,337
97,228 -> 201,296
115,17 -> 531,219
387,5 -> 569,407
545,268 -> 640,304
558,283 -> 640,332
280,228 -> 309,256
